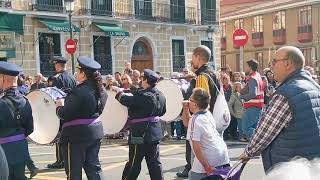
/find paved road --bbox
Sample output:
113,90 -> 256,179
26,140 -> 265,180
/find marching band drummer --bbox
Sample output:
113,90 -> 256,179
48,56 -> 77,169
0,61 -> 34,180
55,57 -> 107,180
113,69 -> 166,180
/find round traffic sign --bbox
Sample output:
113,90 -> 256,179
233,29 -> 249,47
65,39 -> 77,54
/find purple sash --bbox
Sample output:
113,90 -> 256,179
128,116 -> 160,125
0,134 -> 25,144
62,118 -> 100,128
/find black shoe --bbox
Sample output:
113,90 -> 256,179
47,162 -> 64,169
30,167 -> 39,179
176,169 -> 189,178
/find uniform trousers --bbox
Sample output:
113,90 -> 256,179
55,142 -> 64,163
9,163 -> 27,180
122,143 -> 163,180
63,139 -> 103,180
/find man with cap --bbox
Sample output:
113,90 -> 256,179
55,56 -> 107,179
48,56 -> 77,169
0,61 -> 34,180
113,69 -> 166,180
240,59 -> 264,140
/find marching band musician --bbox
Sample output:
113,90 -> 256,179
47,56 -> 77,169
0,61 -> 34,180
113,69 -> 166,180
55,57 -> 107,180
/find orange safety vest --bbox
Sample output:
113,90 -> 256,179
243,72 -> 265,109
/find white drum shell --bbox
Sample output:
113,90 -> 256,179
156,79 -> 184,122
27,90 -> 61,145
100,90 -> 128,135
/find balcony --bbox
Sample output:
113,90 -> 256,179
201,8 -> 218,25
298,25 -> 313,43
221,37 -> 226,50
79,0 -> 112,16
252,32 -> 264,47
0,0 -> 11,8
273,29 -> 286,45
32,0 -> 64,12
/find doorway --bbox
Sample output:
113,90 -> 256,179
131,37 -> 153,72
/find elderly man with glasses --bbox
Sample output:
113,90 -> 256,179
240,46 -> 320,173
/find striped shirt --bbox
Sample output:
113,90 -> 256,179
245,94 -> 292,157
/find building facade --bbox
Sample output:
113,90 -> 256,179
0,0 -> 220,77
221,0 -> 320,74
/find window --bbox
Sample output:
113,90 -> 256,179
273,11 -> 286,30
299,6 -> 312,26
134,0 -> 152,19
201,0 -> 216,24
91,0 -> 112,16
133,41 -> 148,58
93,36 -> 112,75
253,15 -> 263,33
170,0 -> 185,23
234,19 -> 243,30
221,22 -> 226,38
35,0 -> 63,12
201,40 -> 213,62
255,52 -> 264,72
172,40 -> 185,72
221,55 -> 226,68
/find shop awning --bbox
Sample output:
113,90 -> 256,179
94,23 -> 129,37
38,19 -> 80,32
0,14 -> 25,35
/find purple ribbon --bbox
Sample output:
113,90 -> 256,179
128,116 -> 160,125
62,118 -> 100,128
0,134 -> 25,144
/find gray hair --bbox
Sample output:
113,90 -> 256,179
278,46 -> 305,69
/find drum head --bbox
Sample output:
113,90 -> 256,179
27,90 -> 60,145
100,90 -> 128,135
156,79 -> 184,121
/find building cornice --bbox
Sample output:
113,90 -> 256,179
221,0 -> 319,21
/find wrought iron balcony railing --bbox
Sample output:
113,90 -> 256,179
79,0 -> 113,16
32,0 -> 64,12
172,55 -> 186,72
201,8 -> 218,25
0,0 -> 11,8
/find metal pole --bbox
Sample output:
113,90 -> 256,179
240,46 -> 244,72
69,12 -> 75,75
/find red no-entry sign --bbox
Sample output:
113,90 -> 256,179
233,29 -> 249,47
65,39 -> 77,54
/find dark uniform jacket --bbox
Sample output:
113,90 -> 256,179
117,87 -> 166,144
52,71 -> 76,92
0,89 -> 33,165
57,80 -> 107,143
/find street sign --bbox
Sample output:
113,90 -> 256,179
65,39 -> 77,54
233,29 -> 249,47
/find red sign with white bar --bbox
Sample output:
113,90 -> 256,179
65,39 -> 77,54
233,29 -> 249,47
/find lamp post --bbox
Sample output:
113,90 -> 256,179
207,26 -> 215,70
65,0 -> 75,74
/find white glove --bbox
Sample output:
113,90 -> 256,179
111,86 -> 123,93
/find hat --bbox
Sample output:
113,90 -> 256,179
77,56 -> 101,71
0,61 -> 23,76
143,69 -> 160,84
51,56 -> 68,64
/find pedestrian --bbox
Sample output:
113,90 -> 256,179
240,59 -> 264,140
55,56 -> 107,179
0,61 -> 34,180
113,69 -> 166,180
177,45 -> 223,178
47,56 -> 77,169
183,88 -> 230,180
239,46 -> 320,172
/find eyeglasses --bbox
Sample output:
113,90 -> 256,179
121,78 -> 127,80
271,58 -> 288,65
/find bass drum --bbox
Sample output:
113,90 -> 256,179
100,90 -> 128,135
156,79 -> 184,122
27,87 -> 66,145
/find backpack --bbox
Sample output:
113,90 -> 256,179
201,73 -> 231,136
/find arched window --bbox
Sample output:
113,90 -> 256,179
133,41 -> 149,58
